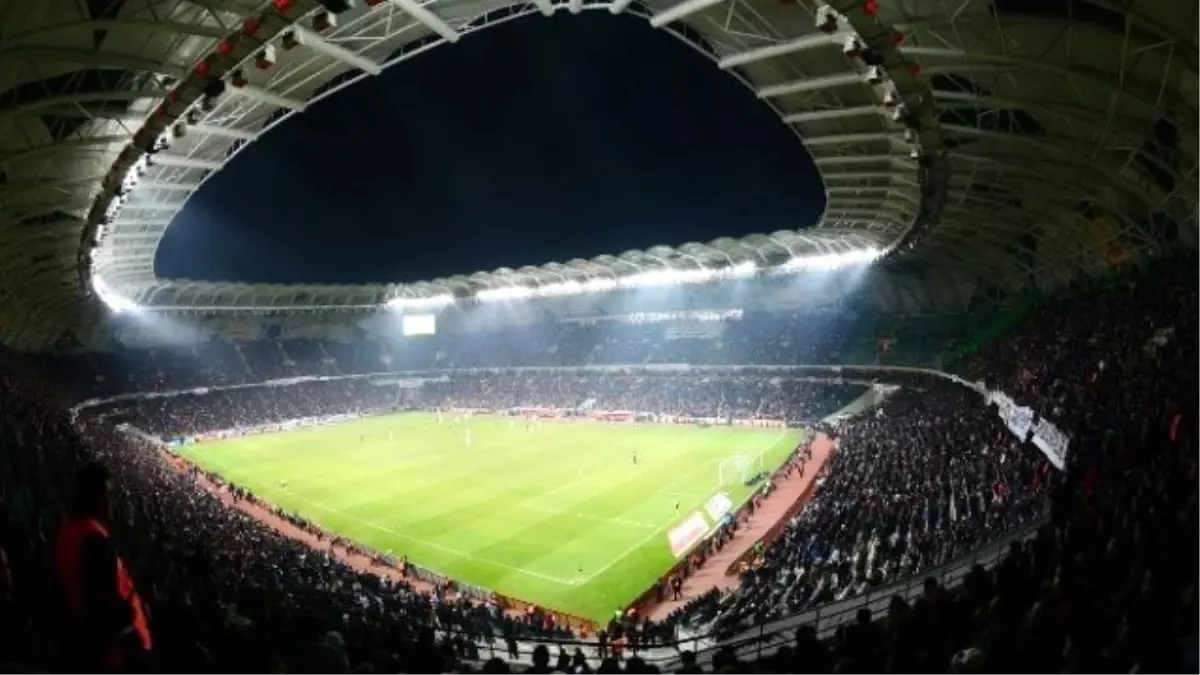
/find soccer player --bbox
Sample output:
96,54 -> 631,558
675,501 -> 680,514
280,479 -> 288,491
464,429 -> 472,447
632,451 -> 638,466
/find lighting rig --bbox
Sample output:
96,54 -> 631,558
815,4 -> 927,164
85,0 -> 360,306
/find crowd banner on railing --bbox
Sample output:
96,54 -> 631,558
990,391 -> 1035,441
987,391 -> 1070,471
1031,417 -> 1069,470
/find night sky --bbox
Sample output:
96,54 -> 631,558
158,12 -> 825,285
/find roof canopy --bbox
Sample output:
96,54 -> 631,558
0,0 -> 1195,349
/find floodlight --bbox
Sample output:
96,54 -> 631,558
728,260 -> 757,278
387,294 -> 453,310
313,11 -> 337,32
255,45 -> 277,70
582,278 -> 618,293
92,275 -> 138,314
538,280 -> 583,296
477,286 -> 533,302
815,6 -> 838,34
842,35 -> 863,59
781,247 -> 880,271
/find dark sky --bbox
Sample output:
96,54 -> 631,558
158,12 -> 824,284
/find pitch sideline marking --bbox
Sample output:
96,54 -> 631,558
238,427 -> 801,591
516,503 -> 660,529
570,451 -> 730,585
572,427 -> 799,585
274,491 -> 582,586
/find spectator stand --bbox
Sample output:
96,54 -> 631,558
72,362 -> 1023,671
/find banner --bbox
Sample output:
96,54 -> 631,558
990,391 -> 1034,441
1005,404 -> 1035,441
667,512 -> 710,558
1031,417 -> 1070,470
185,412 -> 361,443
704,493 -> 733,523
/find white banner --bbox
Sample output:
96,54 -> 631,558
704,492 -> 734,523
990,391 -> 1034,441
1006,405 -> 1035,441
1031,417 -> 1070,470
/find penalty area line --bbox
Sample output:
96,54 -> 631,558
574,454 -> 723,585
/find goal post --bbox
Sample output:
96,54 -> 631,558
718,450 -> 765,488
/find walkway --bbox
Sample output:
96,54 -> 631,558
645,435 -> 834,622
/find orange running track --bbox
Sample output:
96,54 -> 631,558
644,434 -> 834,622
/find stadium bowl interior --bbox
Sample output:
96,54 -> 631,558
0,0 -> 1196,672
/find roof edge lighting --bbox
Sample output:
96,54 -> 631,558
386,294 -> 455,310
93,275 -> 139,314
387,246 -> 880,310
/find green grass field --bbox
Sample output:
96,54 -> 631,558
178,412 -> 801,622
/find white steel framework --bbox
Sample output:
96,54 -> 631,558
0,0 -> 1195,349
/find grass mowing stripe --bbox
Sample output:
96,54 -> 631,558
272,490 -> 580,585
179,412 -> 802,622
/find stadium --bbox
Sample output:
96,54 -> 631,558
0,0 -> 1196,672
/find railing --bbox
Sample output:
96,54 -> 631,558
438,518 -> 1045,671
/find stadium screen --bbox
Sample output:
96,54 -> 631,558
402,314 -> 437,336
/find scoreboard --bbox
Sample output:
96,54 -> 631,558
402,314 -> 436,336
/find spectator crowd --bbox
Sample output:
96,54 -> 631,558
671,383 -> 1050,637
43,310 -> 961,401
88,373 -> 864,439
0,254 -> 1191,673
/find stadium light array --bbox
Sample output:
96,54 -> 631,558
777,247 -> 881,272
386,294 -> 455,310
466,249 -> 878,305
383,248 -> 880,311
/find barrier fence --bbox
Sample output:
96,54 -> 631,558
429,520 -> 1045,671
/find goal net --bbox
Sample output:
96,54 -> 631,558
718,451 -> 764,488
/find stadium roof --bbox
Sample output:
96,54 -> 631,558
0,0 -> 1195,349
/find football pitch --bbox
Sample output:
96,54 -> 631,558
178,412 -> 802,622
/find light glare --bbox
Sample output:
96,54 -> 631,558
93,275 -> 138,314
